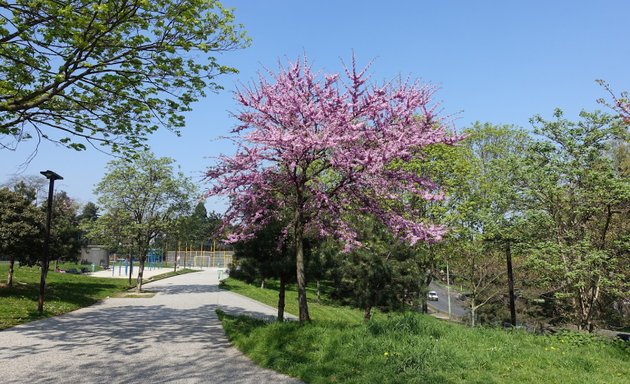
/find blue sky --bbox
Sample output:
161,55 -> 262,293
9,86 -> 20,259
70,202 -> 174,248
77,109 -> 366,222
1,0 -> 628,212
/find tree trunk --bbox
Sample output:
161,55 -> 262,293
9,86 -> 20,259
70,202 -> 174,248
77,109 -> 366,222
295,217 -> 310,322
128,255 -> 133,286
278,274 -> 286,321
364,305 -> 372,322
471,299 -> 476,327
260,279 -> 265,289
7,257 -> 15,288
137,255 -> 145,293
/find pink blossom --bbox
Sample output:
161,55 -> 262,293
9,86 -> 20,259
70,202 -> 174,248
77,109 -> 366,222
206,55 -> 462,248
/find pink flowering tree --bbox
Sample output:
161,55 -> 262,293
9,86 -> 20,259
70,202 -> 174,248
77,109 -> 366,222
206,57 -> 461,322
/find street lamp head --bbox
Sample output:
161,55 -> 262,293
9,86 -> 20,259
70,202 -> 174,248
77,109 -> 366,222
40,170 -> 63,181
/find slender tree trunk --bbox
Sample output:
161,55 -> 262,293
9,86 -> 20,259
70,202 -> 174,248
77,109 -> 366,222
137,255 -> 145,292
260,279 -> 265,289
316,280 -> 321,304
7,256 -> 15,288
471,300 -> 476,327
295,215 -> 310,322
278,274 -> 286,321
128,254 -> 133,286
364,305 -> 372,322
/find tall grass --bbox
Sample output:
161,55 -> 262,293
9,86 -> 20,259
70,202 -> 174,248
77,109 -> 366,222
219,279 -> 630,384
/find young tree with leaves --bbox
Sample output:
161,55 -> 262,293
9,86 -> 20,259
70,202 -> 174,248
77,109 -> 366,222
87,152 -> 195,291
206,56 -> 460,322
0,0 -> 248,155
520,109 -> 628,331
0,188 -> 43,287
408,123 -> 531,326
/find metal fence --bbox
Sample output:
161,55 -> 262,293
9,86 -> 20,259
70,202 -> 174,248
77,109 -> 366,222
164,251 -> 233,269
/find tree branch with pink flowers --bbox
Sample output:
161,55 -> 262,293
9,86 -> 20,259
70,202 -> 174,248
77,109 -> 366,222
206,56 -> 462,322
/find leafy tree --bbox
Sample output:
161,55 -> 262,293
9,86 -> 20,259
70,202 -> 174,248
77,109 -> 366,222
232,218 -> 295,321
333,216 -> 428,322
520,109 -> 629,331
207,57 -> 461,321
0,0 -> 249,154
0,187 -> 43,287
78,202 -> 99,223
48,191 -> 82,265
412,123 -> 531,326
86,152 -> 195,290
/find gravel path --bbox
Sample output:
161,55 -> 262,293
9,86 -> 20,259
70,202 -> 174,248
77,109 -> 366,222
0,268 -> 301,384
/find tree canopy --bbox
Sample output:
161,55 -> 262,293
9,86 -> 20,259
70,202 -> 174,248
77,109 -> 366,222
207,56 -> 461,321
0,187 -> 43,287
0,0 -> 249,155
86,151 -> 196,289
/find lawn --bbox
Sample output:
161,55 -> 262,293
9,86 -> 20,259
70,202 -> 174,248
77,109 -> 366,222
0,263 -> 196,330
220,277 -> 366,323
219,278 -> 630,384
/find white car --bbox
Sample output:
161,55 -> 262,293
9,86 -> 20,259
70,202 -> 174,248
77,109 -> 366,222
427,291 -> 439,301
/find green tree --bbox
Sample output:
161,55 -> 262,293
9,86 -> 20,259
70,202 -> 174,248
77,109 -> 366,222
329,216 -> 429,322
520,109 -> 629,331
48,191 -> 82,265
0,0 -> 248,155
86,152 -> 196,290
0,187 -> 43,287
78,202 -> 99,223
232,218 -> 295,321
417,123 -> 531,326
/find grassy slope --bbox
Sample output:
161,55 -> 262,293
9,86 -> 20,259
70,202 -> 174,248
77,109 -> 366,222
221,277 -> 367,323
0,263 -> 196,330
219,278 -> 630,384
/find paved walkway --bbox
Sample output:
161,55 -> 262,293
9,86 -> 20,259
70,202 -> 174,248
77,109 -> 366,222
0,269 -> 301,384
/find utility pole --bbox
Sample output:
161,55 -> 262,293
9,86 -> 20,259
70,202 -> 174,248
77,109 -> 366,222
505,240 -> 516,327
446,258 -> 452,320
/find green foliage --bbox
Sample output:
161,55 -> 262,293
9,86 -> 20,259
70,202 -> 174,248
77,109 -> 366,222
0,0 -> 249,155
231,218 -> 294,285
0,187 -> 43,259
220,308 -> 630,384
521,109 -> 629,330
420,123 -> 531,325
0,188 -> 43,284
169,202 -> 222,248
327,217 -> 428,319
48,190 -> 82,263
84,152 -> 196,289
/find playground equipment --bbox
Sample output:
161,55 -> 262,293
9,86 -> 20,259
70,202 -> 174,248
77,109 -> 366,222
147,249 -> 163,271
110,249 -> 163,276
111,257 -> 133,277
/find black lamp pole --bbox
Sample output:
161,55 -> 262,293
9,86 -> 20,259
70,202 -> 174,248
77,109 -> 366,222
38,170 -> 63,314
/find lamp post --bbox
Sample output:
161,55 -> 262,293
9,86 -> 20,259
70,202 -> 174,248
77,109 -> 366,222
38,170 -> 63,314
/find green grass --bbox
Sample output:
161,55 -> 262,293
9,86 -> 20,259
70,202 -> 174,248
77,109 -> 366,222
0,264 -> 196,330
221,277 -> 366,323
219,279 -> 630,384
